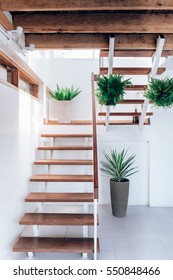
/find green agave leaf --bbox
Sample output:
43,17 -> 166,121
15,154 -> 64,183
50,85 -> 81,101
100,148 -> 138,182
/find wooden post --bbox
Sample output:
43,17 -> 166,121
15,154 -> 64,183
11,68 -> 19,87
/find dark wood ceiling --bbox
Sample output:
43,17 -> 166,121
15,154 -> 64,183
1,0 -> 173,50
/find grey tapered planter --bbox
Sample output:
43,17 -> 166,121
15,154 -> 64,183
110,179 -> 129,218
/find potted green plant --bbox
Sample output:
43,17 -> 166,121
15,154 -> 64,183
144,77 -> 173,108
49,85 -> 81,123
100,148 -> 138,218
96,74 -> 132,106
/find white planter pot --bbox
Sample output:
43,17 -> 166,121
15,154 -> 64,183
56,101 -> 71,123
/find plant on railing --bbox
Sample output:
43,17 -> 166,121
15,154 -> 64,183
96,74 -> 132,106
144,77 -> 173,108
49,84 -> 81,101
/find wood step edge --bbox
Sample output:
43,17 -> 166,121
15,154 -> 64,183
38,146 -> 93,150
13,237 -> 100,253
30,174 -> 94,182
98,112 -> 153,116
99,67 -> 165,75
41,134 -> 93,138
97,119 -> 150,125
34,159 -> 93,165
25,192 -> 94,202
19,213 -> 99,226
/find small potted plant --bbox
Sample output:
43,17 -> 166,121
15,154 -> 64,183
49,84 -> 81,123
96,74 -> 132,106
100,148 -> 138,218
144,77 -> 173,108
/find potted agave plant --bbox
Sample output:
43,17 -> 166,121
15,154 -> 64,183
145,77 -> 173,108
49,84 -> 81,123
100,148 -> 138,218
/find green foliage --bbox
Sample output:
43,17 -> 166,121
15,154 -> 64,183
50,84 -> 81,101
100,148 -> 138,182
96,74 -> 132,106
144,77 -> 173,108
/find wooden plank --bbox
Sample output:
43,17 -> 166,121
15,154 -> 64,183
25,33 -> 173,50
26,33 -> 109,49
99,67 -> 165,75
100,49 -> 172,57
99,112 -> 153,116
13,237 -> 100,253
97,119 -> 150,125
25,192 -> 94,203
32,84 -> 38,98
38,146 -> 93,151
11,68 -> 19,87
13,12 -> 173,34
118,99 -> 151,104
30,174 -> 93,182
125,85 -> 146,91
19,213 -> 96,226
41,133 -> 93,138
3,0 -> 173,11
0,10 -> 14,30
34,159 -> 93,165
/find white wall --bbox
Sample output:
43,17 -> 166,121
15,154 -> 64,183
149,59 -> 173,206
150,107 -> 173,206
0,83 -> 39,259
45,58 -> 99,120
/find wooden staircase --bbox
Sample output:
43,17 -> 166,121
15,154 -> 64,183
13,87 -> 99,259
13,133 -> 99,258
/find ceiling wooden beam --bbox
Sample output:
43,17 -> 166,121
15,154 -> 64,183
1,0 -> 173,11
0,11 -> 14,30
25,34 -> 109,49
25,33 -> 173,50
13,12 -> 173,34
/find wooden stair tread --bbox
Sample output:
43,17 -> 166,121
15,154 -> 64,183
30,174 -> 93,182
99,67 -> 165,75
34,159 -> 93,165
41,134 -> 93,138
125,85 -> 146,91
99,112 -> 153,116
13,237 -> 100,253
118,99 -> 152,104
38,146 -> 93,150
97,119 -> 150,125
20,213 -> 97,226
44,119 -> 150,126
26,192 -> 94,202
100,49 -> 171,58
